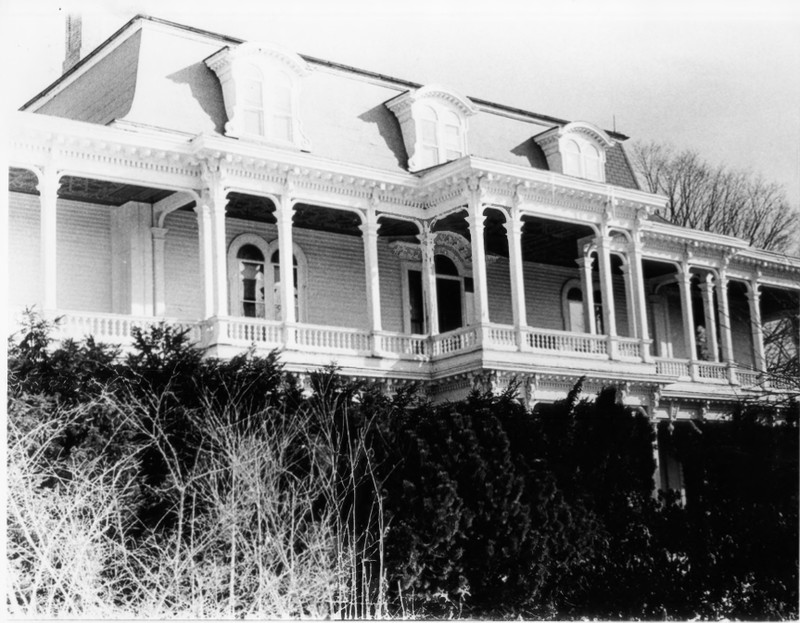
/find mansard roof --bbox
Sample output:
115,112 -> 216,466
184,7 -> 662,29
21,14 -> 638,190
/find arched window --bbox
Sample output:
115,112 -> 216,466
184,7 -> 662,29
237,243 -> 266,318
562,279 -> 603,334
205,42 -> 311,149
562,138 -> 605,181
228,234 -> 307,321
417,104 -> 465,169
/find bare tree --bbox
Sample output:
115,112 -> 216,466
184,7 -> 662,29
630,141 -> 800,254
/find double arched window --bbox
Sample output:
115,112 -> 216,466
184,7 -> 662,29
562,138 -> 604,182
418,104 -> 464,168
240,64 -> 294,143
228,234 -> 307,321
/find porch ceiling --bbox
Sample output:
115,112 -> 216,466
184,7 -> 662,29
9,168 -> 172,206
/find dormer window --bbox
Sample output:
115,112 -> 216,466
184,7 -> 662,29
386,85 -> 478,172
534,121 -> 614,183
206,42 -> 311,149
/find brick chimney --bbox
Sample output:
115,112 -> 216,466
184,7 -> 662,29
63,14 -> 83,73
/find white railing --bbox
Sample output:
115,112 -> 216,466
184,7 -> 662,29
56,311 -> 202,345
616,337 -> 642,359
736,370 -> 761,387
431,326 -> 479,356
485,324 -> 517,350
523,328 -> 608,356
221,317 -> 282,345
655,357 -> 691,378
376,332 -> 430,358
293,323 -> 371,354
696,361 -> 728,382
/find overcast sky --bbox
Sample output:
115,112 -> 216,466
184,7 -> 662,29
3,0 -> 799,207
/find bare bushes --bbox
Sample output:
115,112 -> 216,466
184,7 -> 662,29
6,320 -> 387,618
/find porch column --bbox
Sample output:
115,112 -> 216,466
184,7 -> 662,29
151,227 -> 168,316
678,263 -> 698,380
194,202 -> 215,319
197,186 -> 229,318
630,239 -> 652,361
699,274 -> 719,362
276,194 -> 296,346
576,254 -> 597,334
506,206 -> 527,349
466,178 -> 489,325
419,221 -> 438,335
619,260 -> 638,338
716,269 -> 737,383
360,207 -> 382,344
596,235 -> 618,357
38,168 -> 61,312
210,191 -> 228,318
747,280 -> 766,372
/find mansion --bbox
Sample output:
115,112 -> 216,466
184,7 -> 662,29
7,15 -> 800,440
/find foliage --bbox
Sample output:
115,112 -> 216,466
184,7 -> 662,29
630,141 -> 800,253
6,315 -> 798,619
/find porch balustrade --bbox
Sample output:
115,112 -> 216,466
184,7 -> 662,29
523,327 -> 608,356
55,310 -> 203,345
655,357 -> 691,378
31,310 -> 785,391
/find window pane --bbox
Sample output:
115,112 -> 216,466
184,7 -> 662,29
237,244 -> 264,262
434,255 -> 459,275
418,104 -> 437,120
271,114 -> 293,142
569,299 -> 585,332
443,124 -> 460,150
244,79 -> 263,106
243,109 -> 263,135
421,119 -> 437,144
564,150 -> 582,176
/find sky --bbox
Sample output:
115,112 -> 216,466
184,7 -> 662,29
2,0 -> 799,207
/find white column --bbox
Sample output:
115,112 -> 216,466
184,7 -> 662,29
38,168 -> 60,312
210,190 -> 228,318
151,227 -> 168,316
630,241 -> 652,361
716,270 -> 737,383
699,274 -> 719,362
276,195 -> 296,348
466,179 -> 489,324
747,280 -> 766,372
360,208 -> 382,344
419,222 -> 438,335
194,203 -> 214,319
576,255 -> 597,334
596,235 -> 618,357
678,264 -> 698,378
620,260 -> 638,338
506,208 -> 527,348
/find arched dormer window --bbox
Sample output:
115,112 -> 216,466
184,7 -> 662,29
228,234 -> 308,321
386,84 -> 478,172
206,42 -> 311,149
534,121 -> 614,183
